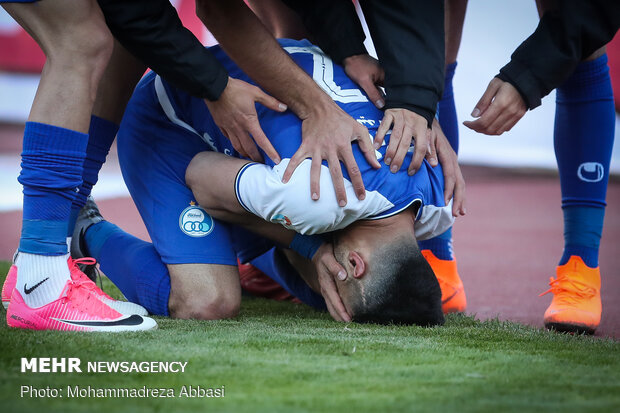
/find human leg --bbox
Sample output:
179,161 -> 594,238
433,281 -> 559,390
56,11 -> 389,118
419,0 -> 468,313
2,1 -> 154,331
542,47 -> 614,334
68,40 -> 146,234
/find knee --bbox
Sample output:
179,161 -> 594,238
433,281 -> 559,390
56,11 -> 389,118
185,152 -> 208,191
169,289 -> 240,320
70,21 -> 113,73
185,152 -> 216,207
50,12 -> 113,77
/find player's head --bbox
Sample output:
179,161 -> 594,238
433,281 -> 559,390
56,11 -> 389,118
331,215 -> 444,326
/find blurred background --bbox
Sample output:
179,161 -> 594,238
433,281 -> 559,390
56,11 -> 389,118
0,0 -> 618,213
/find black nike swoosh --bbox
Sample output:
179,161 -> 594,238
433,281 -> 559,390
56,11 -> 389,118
442,289 -> 459,305
54,314 -> 144,327
24,277 -> 49,294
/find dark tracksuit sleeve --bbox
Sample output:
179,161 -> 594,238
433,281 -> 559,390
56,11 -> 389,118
359,0 -> 445,125
97,0 -> 229,101
496,0 -> 620,110
286,0 -> 445,126
282,0 -> 367,64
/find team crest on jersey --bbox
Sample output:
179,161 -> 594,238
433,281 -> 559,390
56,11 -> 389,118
179,202 -> 214,237
272,214 -> 292,228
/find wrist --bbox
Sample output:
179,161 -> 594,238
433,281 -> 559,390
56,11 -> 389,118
289,233 -> 324,260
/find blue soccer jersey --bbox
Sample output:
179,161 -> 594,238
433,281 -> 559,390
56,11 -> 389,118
148,39 -> 453,238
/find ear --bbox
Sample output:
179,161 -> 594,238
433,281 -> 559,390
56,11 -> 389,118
348,251 -> 366,279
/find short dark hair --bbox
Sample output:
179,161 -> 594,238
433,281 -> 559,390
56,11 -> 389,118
349,241 -> 444,327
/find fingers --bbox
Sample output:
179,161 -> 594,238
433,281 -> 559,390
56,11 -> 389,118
224,129 -> 249,159
434,135 -> 466,217
239,130 -> 263,162
310,152 -> 322,200
313,243 -> 350,322
408,123 -> 428,175
425,128 -> 438,167
463,101 -> 502,134
248,121 -> 281,164
324,297 -> 344,322
471,78 -> 502,118
359,78 -> 385,109
452,168 -> 466,216
327,154 -> 347,207
465,80 -> 527,135
341,147 -> 365,201
320,268 -> 351,322
463,103 -> 518,136
282,149 -> 306,184
439,148 -> 456,205
384,117 -> 403,168
374,112 -> 393,150
253,87 -> 287,113
356,130 -> 381,169
391,123 -> 414,173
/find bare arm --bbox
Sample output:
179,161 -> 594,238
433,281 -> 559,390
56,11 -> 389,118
185,151 -> 351,321
196,0 -> 381,206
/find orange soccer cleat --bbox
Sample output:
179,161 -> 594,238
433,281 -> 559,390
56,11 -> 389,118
238,261 -> 297,302
540,256 -> 601,335
422,250 -> 466,314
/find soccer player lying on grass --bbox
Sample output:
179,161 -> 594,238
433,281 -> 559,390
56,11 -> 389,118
66,39 -> 463,325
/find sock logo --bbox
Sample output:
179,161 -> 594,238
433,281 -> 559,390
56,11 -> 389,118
577,162 -> 604,183
24,277 -> 49,295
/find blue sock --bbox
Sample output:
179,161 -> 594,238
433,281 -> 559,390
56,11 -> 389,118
68,116 -> 119,235
438,61 -> 459,153
420,62 -> 459,261
561,206 -> 604,267
554,54 -> 614,268
418,228 -> 454,261
19,122 -> 88,255
85,221 -> 170,315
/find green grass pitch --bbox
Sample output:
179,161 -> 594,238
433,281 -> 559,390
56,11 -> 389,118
1,261 -> 619,412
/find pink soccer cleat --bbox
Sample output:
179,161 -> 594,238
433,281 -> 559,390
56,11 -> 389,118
1,265 -> 16,310
2,257 -> 147,316
5,260 -> 157,332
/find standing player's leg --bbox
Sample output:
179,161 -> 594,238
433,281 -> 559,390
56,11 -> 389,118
68,40 -> 146,240
418,0 -> 468,314
2,0 -> 155,331
542,46 -> 614,334
534,0 -> 614,334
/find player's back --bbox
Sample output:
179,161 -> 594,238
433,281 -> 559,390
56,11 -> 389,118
154,39 -> 382,167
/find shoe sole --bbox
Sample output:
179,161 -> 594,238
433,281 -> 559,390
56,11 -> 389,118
545,322 -> 596,335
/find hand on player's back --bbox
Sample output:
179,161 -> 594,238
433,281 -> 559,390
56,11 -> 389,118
281,102 -> 381,207
343,53 -> 385,109
374,108 -> 434,176
206,77 -> 286,163
429,119 -> 466,217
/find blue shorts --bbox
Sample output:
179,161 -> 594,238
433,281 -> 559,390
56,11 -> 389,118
117,75 -> 240,265
118,73 -> 324,306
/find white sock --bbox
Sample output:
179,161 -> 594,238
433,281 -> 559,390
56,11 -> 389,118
66,237 -> 72,251
15,253 -> 71,308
